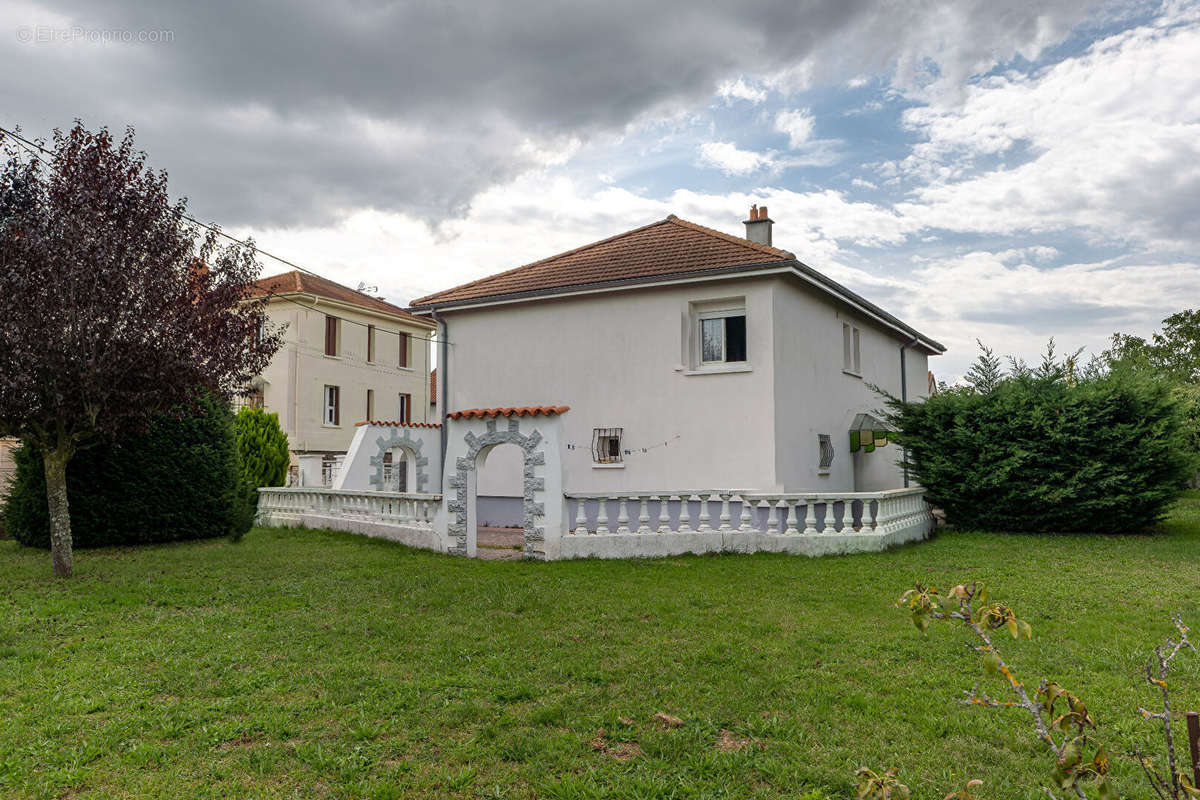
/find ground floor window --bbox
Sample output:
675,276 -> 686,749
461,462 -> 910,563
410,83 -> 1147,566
398,392 -> 411,423
592,427 -> 623,464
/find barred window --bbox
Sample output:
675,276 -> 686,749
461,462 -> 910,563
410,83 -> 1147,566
592,427 -> 623,464
818,434 -> 834,473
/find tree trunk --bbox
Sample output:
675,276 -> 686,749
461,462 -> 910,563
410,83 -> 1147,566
43,442 -> 74,578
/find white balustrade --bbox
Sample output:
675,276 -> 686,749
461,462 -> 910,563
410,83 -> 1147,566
257,487 -> 440,527
561,488 -> 931,538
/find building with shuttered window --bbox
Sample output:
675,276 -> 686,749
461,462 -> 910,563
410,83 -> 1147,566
246,271 -> 435,485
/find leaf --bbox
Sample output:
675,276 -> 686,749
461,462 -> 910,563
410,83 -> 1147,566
1096,777 -> 1116,800
1007,617 -> 1019,639
1018,620 -> 1032,640
976,584 -> 988,605
983,650 -> 1002,675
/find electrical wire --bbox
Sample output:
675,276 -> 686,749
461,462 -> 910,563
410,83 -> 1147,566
0,123 -> 447,348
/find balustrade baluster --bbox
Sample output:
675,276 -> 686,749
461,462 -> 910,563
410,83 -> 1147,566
616,497 -> 630,535
698,494 -> 712,532
596,497 -> 610,534
719,494 -> 733,532
767,499 -> 781,533
678,495 -> 694,533
637,496 -> 651,534
837,499 -> 850,532
783,499 -> 798,535
820,499 -> 836,534
574,498 -> 588,535
658,497 -> 671,533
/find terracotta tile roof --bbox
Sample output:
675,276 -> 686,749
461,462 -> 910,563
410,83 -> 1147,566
354,420 -> 442,428
249,270 -> 433,325
410,216 -> 794,307
447,406 -> 569,420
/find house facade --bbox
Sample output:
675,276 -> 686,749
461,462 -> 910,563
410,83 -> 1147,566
247,271 -> 436,485
257,209 -> 942,560
409,210 -> 942,507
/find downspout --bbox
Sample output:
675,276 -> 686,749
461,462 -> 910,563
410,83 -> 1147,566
899,337 -> 921,488
431,307 -> 448,474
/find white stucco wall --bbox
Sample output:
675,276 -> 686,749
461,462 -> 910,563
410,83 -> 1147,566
437,273 -> 936,495
256,297 -> 435,456
770,278 -> 930,492
441,280 -> 779,493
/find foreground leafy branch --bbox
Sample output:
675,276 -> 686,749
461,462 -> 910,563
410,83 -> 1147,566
869,583 -> 1200,800
896,582 -> 1110,800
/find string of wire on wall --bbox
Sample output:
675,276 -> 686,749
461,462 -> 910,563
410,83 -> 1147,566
0,123 -> 447,349
565,434 -> 681,457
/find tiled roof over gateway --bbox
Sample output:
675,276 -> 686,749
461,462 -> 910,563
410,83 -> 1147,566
409,216 -> 795,307
447,406 -> 570,420
249,270 -> 432,324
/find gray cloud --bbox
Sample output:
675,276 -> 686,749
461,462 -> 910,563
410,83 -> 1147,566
2,0 -> 1101,226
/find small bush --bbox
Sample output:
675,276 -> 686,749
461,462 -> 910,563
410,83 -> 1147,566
885,369 -> 1196,533
234,406 -> 290,490
1,391 -> 252,548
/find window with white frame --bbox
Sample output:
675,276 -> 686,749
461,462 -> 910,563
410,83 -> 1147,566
323,385 -> 340,426
842,322 -> 861,375
592,427 -> 623,464
398,392 -> 411,423
698,307 -> 747,364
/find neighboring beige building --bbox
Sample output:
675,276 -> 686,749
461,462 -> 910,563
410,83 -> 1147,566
247,271 -> 436,486
0,438 -> 16,500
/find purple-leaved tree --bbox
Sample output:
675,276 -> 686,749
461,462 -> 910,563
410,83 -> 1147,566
0,123 -> 282,577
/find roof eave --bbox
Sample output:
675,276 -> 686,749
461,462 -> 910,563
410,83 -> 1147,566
410,259 -> 945,354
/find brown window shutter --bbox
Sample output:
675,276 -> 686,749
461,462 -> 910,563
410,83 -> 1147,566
367,325 -> 375,362
333,386 -> 340,425
399,332 -> 409,367
325,316 -> 337,356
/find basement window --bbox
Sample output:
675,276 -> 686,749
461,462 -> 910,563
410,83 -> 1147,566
592,428 -> 623,464
817,434 -> 834,475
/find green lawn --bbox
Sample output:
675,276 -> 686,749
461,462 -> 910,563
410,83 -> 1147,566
2,495 -> 1199,800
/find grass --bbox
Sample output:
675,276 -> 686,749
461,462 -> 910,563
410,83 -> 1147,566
1,495 -> 1199,799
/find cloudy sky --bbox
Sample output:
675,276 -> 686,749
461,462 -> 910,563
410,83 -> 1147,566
3,0 -> 1199,379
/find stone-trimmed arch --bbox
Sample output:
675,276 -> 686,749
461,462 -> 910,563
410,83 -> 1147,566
368,428 -> 431,493
446,417 -> 547,559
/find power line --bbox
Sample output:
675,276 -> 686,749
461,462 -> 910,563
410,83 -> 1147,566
0,123 -> 446,348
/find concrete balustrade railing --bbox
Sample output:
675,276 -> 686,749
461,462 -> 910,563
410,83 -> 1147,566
565,488 -> 929,536
559,488 -> 933,558
257,487 -> 441,529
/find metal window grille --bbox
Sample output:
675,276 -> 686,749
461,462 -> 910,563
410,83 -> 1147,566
818,434 -> 835,471
592,427 -> 623,464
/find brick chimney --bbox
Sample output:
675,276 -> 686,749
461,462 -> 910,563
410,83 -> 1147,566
744,204 -> 773,246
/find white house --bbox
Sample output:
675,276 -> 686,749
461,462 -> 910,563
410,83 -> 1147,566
257,208 -> 942,560
409,209 -> 942,517
246,270 -> 436,486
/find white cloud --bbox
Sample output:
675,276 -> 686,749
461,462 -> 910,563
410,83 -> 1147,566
851,178 -> 877,189
697,141 -> 774,174
773,108 -> 815,149
716,77 -> 767,104
894,17 -> 1200,248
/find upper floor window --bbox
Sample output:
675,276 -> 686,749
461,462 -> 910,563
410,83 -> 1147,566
366,388 -> 375,421
367,325 -> 376,362
398,332 -> 410,368
398,392 -> 411,423
700,311 -> 747,364
323,385 -> 340,426
324,315 -> 340,357
818,433 -> 834,474
842,322 -> 861,375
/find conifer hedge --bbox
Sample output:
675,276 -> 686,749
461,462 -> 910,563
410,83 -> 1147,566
885,370 -> 1196,533
1,391 -> 251,548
